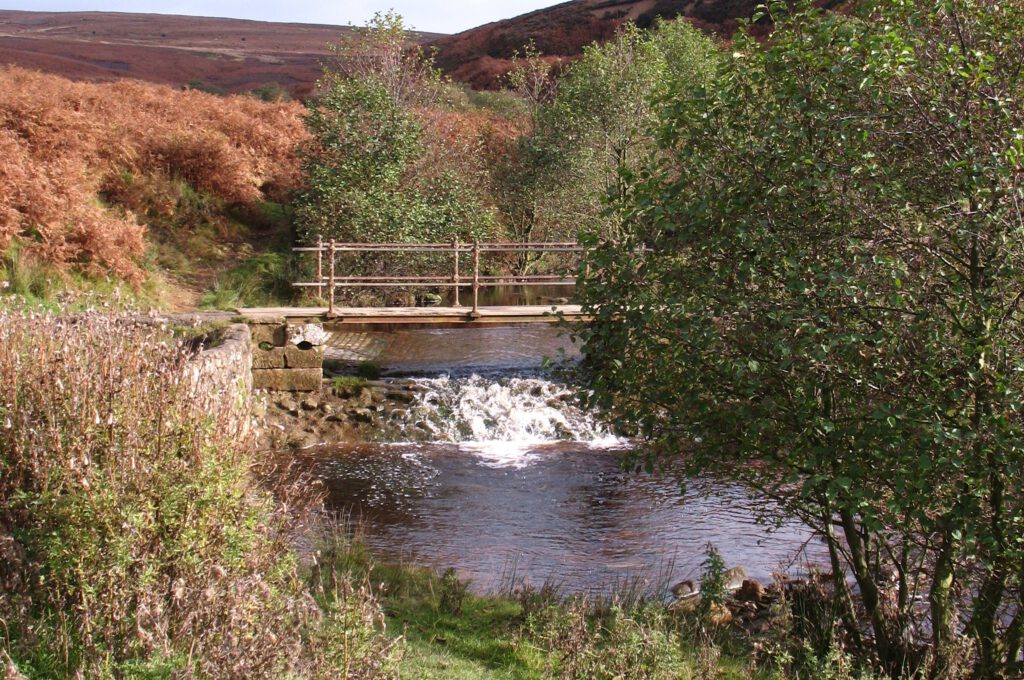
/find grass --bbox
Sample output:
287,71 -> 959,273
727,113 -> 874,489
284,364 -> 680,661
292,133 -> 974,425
0,241 -> 167,312
316,539 -> 545,679
0,309 -> 398,678
315,529 -> 766,680
0,242 -> 54,301
332,375 -> 371,393
377,566 -> 545,679
199,251 -> 295,310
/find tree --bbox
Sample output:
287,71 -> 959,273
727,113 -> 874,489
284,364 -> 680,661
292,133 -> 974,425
326,10 -> 444,108
578,1 -> 1024,676
295,13 -> 495,293
494,21 -> 718,272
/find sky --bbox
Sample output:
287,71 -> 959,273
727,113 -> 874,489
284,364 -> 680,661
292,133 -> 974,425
2,0 -> 563,33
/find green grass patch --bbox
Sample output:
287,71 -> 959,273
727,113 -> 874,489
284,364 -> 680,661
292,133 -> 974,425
199,251 -> 296,310
332,375 -> 370,393
314,530 -> 767,680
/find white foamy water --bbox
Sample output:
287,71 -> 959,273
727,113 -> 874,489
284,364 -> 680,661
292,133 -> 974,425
399,373 -> 625,467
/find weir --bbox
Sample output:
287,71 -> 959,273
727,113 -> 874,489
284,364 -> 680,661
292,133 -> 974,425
294,324 -> 828,593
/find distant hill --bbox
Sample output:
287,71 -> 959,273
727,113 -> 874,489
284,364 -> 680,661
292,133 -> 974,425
0,10 -> 442,98
427,0 -> 837,89
0,4 -> 847,97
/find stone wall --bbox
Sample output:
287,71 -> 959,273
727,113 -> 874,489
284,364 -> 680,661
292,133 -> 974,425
247,317 -> 324,392
186,323 -> 254,407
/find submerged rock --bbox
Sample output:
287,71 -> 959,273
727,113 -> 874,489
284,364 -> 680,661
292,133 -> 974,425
350,408 -> 374,424
735,579 -> 766,603
386,389 -> 415,404
671,579 -> 697,598
415,420 -> 438,434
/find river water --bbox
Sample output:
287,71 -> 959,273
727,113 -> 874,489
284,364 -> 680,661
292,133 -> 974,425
307,325 -> 826,596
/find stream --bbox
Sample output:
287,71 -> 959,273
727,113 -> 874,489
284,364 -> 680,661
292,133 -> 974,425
304,325 -> 827,596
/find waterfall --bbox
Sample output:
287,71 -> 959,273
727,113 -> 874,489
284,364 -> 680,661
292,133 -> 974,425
396,372 -> 624,467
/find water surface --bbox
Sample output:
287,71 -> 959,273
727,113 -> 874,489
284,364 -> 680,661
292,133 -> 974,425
307,441 -> 825,595
308,325 -> 825,595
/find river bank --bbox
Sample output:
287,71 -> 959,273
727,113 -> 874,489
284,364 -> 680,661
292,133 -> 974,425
0,310 -> 853,678
312,524 -> 777,680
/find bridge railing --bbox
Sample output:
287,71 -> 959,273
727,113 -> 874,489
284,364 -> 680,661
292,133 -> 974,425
292,240 -> 586,315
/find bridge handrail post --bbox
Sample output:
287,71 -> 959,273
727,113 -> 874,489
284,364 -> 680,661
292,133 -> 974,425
316,236 -> 323,301
453,238 -> 460,307
472,238 -> 480,315
328,239 -> 336,316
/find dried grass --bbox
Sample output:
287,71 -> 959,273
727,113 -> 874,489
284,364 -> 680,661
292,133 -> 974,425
0,310 -> 396,677
0,66 -> 308,284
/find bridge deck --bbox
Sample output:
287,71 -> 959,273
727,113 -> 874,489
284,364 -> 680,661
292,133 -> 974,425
237,305 -> 586,327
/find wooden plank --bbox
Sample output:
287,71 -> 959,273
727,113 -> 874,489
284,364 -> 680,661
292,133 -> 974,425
240,305 -> 582,316
237,305 -> 587,326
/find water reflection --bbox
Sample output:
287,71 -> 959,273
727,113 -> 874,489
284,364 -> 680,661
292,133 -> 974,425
305,442 -> 826,596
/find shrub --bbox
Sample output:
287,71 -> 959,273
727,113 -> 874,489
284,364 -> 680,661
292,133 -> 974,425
526,597 -> 691,679
0,66 -> 308,284
0,310 -> 396,677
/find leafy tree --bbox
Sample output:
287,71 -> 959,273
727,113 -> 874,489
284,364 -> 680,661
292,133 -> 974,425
295,76 -> 422,244
506,41 -> 559,121
326,10 -> 444,109
495,21 -> 718,272
579,1 -> 1024,676
295,13 -> 495,291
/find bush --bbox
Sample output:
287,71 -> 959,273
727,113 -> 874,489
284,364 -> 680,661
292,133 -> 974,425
579,0 -> 1024,675
0,66 -> 308,284
0,310 -> 397,677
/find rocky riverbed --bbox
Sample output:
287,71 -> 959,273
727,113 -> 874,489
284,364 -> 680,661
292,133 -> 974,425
256,377 -> 431,449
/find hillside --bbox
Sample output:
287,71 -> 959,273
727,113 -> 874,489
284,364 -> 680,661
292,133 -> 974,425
0,10 -> 442,98
0,63 -> 520,310
0,65 -> 309,308
427,0 -> 836,89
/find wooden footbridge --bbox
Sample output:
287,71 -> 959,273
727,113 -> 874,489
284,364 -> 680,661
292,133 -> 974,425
239,241 -> 589,329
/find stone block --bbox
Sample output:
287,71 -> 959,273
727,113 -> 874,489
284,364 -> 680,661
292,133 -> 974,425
252,347 -> 287,370
284,345 -> 324,369
250,323 -> 287,348
242,315 -> 287,325
252,368 -> 322,392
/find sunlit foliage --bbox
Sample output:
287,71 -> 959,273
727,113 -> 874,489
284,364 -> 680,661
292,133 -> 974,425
0,66 -> 307,284
580,1 -> 1024,676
